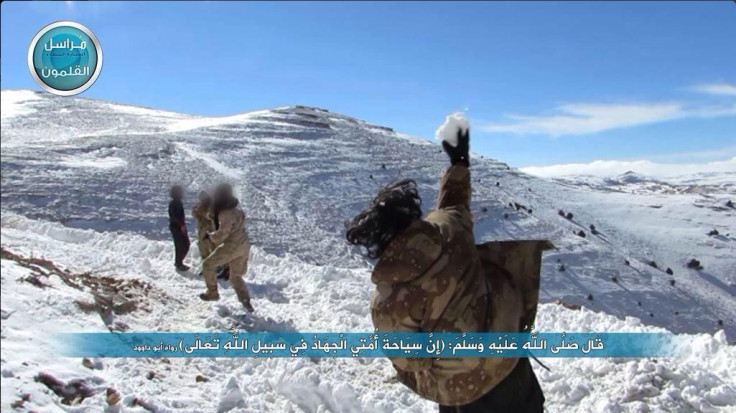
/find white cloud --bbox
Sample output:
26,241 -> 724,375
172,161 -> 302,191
521,157 -> 736,178
647,146 -> 736,162
481,102 -> 736,137
691,83 -> 736,96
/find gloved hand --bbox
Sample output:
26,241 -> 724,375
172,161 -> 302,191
442,127 -> 470,166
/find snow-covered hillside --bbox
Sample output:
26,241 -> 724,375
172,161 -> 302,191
550,171 -> 735,195
1,90 -> 735,412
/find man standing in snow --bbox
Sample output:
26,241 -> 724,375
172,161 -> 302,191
199,183 -> 254,312
169,185 -> 190,272
192,191 -> 216,262
346,115 -> 549,412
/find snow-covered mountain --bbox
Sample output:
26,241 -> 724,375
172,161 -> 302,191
1,89 -> 735,412
549,171 -> 736,195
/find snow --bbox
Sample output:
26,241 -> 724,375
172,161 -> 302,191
435,112 -> 469,147
2,90 -> 735,411
547,172 -> 735,196
165,110 -> 274,133
521,157 -> 736,179
1,90 -> 45,122
1,214 -> 734,412
175,142 -> 243,180
218,377 -> 246,412
59,155 -> 128,169
101,102 -> 190,119
0,93 -> 190,148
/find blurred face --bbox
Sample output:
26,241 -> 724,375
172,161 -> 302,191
172,187 -> 184,199
213,184 -> 232,203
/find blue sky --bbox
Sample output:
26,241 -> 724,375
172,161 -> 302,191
2,1 -> 735,173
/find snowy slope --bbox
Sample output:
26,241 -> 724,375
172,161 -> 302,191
2,214 -> 734,412
2,90 -> 735,412
549,171 -> 735,195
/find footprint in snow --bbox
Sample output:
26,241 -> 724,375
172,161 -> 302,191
226,312 -> 297,333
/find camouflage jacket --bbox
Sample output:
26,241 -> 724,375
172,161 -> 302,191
191,203 -> 216,240
371,165 -> 552,405
208,205 -> 250,247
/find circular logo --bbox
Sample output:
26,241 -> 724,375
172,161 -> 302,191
27,21 -> 103,96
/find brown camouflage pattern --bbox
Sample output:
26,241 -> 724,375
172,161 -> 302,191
202,206 -> 252,303
208,206 -> 250,247
192,203 -> 216,259
370,165 -> 553,405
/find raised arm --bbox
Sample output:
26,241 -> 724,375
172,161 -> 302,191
437,164 -> 471,211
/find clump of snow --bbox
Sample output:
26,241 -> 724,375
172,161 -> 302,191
217,376 -> 245,412
435,112 -> 469,147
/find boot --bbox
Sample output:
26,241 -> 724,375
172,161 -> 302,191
176,264 -> 190,272
199,288 -> 220,301
241,299 -> 254,313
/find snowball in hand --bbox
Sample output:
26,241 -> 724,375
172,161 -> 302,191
435,112 -> 470,148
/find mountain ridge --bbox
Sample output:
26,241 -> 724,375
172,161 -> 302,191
1,89 -> 734,342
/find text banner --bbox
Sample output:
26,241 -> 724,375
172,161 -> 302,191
57,332 -> 681,358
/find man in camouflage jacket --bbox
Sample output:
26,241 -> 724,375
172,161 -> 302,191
199,183 -> 254,312
348,121 -> 550,411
